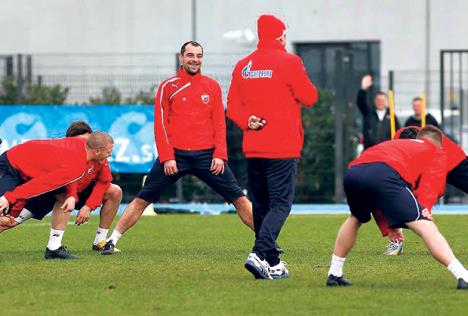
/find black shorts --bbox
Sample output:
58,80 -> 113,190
0,152 -> 24,197
447,157 -> 468,193
26,183 -> 95,220
344,162 -> 424,228
137,148 -> 244,203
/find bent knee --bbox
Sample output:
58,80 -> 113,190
105,184 -> 123,201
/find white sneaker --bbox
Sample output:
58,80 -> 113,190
244,252 -> 273,279
269,261 -> 289,279
384,241 -> 403,256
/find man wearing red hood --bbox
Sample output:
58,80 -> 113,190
227,14 -> 318,279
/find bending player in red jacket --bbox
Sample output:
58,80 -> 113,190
374,125 -> 468,255
0,131 -> 113,216
327,125 -> 468,289
0,122 -> 122,259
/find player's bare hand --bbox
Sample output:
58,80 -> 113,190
0,215 -> 17,228
388,228 -> 405,242
0,196 -> 10,215
164,160 -> 178,176
61,196 -> 76,213
75,206 -> 91,225
248,115 -> 266,130
422,208 -> 433,220
361,74 -> 373,90
210,158 -> 225,175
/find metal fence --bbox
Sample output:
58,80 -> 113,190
2,53 -> 468,203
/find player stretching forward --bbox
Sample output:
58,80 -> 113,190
327,126 -> 468,289
374,126 -> 468,255
0,121 -> 122,259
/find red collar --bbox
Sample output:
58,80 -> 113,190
177,67 -> 202,81
257,39 -> 286,51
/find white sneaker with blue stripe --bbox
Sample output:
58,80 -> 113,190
269,261 -> 289,279
244,252 -> 273,279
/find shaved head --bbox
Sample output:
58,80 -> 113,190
86,131 -> 113,149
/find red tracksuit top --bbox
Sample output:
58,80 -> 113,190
66,160 -> 112,210
227,39 -> 318,158
5,137 -> 88,204
349,138 -> 447,210
394,126 -> 466,172
153,67 -> 227,163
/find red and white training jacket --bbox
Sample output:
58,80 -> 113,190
153,67 -> 227,163
66,160 -> 112,210
5,137 -> 88,204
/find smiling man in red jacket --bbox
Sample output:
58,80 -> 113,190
227,14 -> 318,280
326,126 -> 468,290
100,41 -> 254,254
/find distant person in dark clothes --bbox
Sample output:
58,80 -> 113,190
357,75 -> 400,149
404,97 -> 439,128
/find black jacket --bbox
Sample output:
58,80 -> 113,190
357,89 -> 401,149
404,114 -> 439,128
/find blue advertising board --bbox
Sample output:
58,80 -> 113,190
0,105 -> 156,173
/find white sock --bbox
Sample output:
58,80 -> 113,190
14,208 -> 33,224
47,229 -> 64,251
93,227 -> 109,245
447,258 -> 468,280
328,253 -> 346,277
107,230 -> 122,246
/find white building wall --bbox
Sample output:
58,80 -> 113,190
0,0 -> 466,106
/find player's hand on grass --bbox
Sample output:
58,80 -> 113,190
0,215 -> 17,228
210,158 -> 225,175
422,208 -> 433,220
248,115 -> 266,130
0,196 -> 10,215
61,196 -> 76,213
164,160 -> 178,176
75,206 -> 91,225
361,74 -> 373,90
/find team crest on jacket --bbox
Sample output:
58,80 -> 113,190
201,94 -> 210,104
241,60 -> 273,79
87,167 -> 94,175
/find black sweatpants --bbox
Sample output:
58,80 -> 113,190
247,158 -> 297,265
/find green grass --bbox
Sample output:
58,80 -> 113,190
1,214 -> 468,315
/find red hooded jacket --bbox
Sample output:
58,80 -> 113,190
153,67 -> 227,163
227,21 -> 318,158
349,138 -> 446,211
4,137 -> 87,204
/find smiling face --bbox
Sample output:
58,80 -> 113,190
93,143 -> 113,163
179,43 -> 203,75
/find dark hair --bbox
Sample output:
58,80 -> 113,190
398,127 -> 420,139
180,41 -> 204,55
417,125 -> 443,147
375,91 -> 387,98
66,121 -> 93,137
412,97 -> 422,103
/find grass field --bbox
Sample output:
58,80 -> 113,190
1,214 -> 468,315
